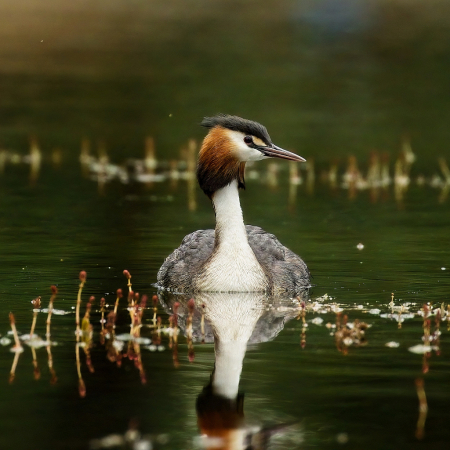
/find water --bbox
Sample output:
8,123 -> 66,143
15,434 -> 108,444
0,158 -> 449,449
1,1 -> 450,448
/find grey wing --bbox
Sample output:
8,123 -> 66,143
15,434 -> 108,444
246,225 -> 310,294
157,229 -> 215,291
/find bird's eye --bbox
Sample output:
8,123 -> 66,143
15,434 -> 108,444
243,135 -> 253,144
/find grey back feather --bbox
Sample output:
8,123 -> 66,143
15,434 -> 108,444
157,225 -> 310,294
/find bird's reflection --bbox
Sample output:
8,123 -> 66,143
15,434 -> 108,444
159,290 -> 308,450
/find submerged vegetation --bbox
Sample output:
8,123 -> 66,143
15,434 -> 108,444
2,268 -> 448,446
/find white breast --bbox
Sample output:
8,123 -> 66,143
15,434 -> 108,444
195,181 -> 267,292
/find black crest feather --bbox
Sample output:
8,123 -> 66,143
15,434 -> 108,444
201,114 -> 272,146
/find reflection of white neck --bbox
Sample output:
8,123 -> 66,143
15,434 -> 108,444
198,293 -> 265,398
213,340 -> 247,398
197,181 -> 267,292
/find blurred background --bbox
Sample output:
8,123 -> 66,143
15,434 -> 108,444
2,0 -> 450,168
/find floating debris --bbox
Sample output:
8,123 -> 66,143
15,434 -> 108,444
380,313 -> 415,323
310,317 -> 324,325
10,345 -> 24,354
89,434 -> 125,449
26,338 -> 52,349
115,333 -> 134,341
19,333 -> 38,341
0,337 -> 12,346
408,345 -> 437,354
385,341 -> 400,348
40,308 -> 71,315
336,432 -> 349,444
134,337 -> 151,345
314,294 -> 331,301
335,315 -> 368,354
112,340 -> 124,352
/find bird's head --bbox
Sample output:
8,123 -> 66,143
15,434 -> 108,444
197,114 -> 305,198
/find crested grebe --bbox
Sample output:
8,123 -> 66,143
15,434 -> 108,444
157,114 -> 310,293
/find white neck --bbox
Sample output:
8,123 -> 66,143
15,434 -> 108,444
196,181 -> 267,292
213,180 -> 248,248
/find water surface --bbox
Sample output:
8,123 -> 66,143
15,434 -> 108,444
0,160 -> 449,449
1,1 -> 450,448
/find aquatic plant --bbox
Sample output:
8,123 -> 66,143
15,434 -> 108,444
298,299 -> 307,349
76,271 -> 87,334
187,298 -> 195,362
75,271 -> 87,397
334,314 -> 368,355
113,289 -> 122,316
123,269 -> 132,292
8,313 -> 23,384
9,313 -> 22,353
415,378 -> 428,440
29,296 -> 41,338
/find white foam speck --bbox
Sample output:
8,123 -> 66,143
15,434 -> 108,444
113,340 -> 124,351
0,337 -> 12,346
408,344 -> 432,354
10,346 -> 24,353
116,333 -> 133,341
385,341 -> 400,348
134,337 -> 151,345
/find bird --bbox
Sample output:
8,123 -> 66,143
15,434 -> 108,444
157,114 -> 310,294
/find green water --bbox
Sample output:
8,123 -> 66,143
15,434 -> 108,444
0,162 -> 449,449
1,1 -> 450,448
